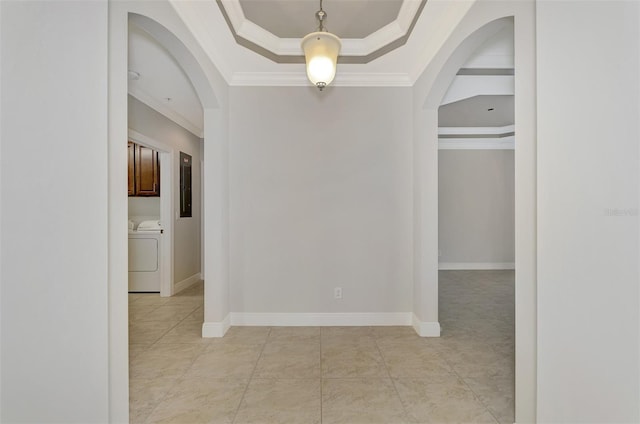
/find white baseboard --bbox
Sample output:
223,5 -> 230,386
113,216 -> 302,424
438,262 -> 515,270
412,315 -> 441,337
202,314 -> 231,338
229,312 -> 412,327
173,273 -> 201,294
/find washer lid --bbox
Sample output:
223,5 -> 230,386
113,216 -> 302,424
136,220 -> 162,232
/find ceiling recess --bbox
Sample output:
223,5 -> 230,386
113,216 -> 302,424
218,0 -> 428,64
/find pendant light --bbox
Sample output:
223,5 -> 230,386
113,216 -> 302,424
301,0 -> 341,91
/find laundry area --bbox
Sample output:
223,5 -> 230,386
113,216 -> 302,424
128,141 -> 163,293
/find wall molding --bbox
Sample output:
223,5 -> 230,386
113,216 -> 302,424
411,315 -> 441,337
229,312 -> 413,327
173,273 -> 201,295
439,262 -> 515,270
438,136 -> 515,150
217,0 -> 425,61
438,125 -> 515,149
202,314 -> 231,338
229,71 -> 413,87
129,88 -> 203,138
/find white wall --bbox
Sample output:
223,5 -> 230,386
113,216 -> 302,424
229,87 -> 413,316
129,197 -> 161,220
0,1 -> 110,422
128,95 -> 202,284
536,1 -> 639,422
438,149 -> 514,267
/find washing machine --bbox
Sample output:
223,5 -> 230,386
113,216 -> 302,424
128,220 -> 163,292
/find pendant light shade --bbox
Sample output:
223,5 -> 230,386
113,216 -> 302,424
301,0 -> 341,91
302,31 -> 341,90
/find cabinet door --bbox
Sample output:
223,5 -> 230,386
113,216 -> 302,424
128,142 -> 136,196
135,145 -> 160,196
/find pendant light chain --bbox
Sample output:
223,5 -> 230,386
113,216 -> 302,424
317,0 -> 326,32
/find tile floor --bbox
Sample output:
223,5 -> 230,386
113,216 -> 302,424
129,270 -> 514,424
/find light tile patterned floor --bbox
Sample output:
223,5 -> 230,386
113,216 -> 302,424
129,270 -> 514,423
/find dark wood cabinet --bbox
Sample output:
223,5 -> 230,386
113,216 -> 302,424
128,141 -> 160,197
128,142 -> 136,195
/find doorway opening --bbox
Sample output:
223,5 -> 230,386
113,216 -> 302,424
436,23 -> 515,423
128,131 -> 174,297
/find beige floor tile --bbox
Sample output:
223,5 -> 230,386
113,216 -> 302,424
128,271 -> 515,423
210,326 -> 271,345
129,294 -> 171,307
129,320 -> 177,345
371,326 -> 425,345
139,304 -> 200,324
130,343 -> 205,380
321,327 -> 375,346
444,347 -> 514,379
394,376 -> 497,423
234,378 -> 321,424
322,378 -> 409,424
183,343 -> 263,379
129,377 -> 177,424
129,343 -> 149,360
156,319 -> 211,345
144,378 -> 246,424
253,342 -> 320,379
378,342 -> 454,378
183,306 -> 204,322
322,342 -> 388,378
129,305 -> 161,322
267,326 -> 320,344
464,376 -> 515,424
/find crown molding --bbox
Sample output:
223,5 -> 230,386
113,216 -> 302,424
439,124 -> 515,135
438,136 -> 514,150
438,125 -> 514,149
230,71 -> 413,87
129,87 -> 204,137
218,0 -> 427,59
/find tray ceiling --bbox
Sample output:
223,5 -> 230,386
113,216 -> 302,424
218,0 -> 426,63
239,0 -> 404,39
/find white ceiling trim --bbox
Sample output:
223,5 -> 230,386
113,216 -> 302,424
438,135 -> 515,150
230,71 -> 413,87
438,125 -> 514,149
439,124 -> 514,135
169,0 -> 477,87
129,87 -> 204,137
220,0 -> 423,57
441,75 -> 514,106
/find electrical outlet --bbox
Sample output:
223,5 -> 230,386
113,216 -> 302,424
334,287 -> 342,299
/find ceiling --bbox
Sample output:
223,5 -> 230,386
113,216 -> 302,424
219,0 -> 424,63
438,95 -> 514,128
127,1 -> 515,137
128,22 -> 204,136
239,0 -> 404,39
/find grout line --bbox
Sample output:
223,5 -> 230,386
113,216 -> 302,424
374,335 -> 413,423
128,290 -> 205,423
230,327 -> 272,424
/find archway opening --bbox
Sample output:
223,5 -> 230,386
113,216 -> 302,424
413,7 -> 536,423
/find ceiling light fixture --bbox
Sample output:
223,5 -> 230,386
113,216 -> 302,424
301,0 -> 341,91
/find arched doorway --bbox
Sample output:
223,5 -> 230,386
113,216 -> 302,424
411,2 -> 537,422
107,3 -> 229,421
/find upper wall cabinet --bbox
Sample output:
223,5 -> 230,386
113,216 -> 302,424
128,142 -> 136,196
128,141 -> 160,197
